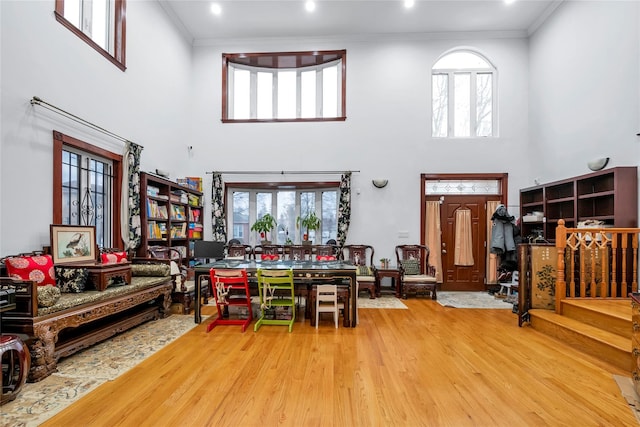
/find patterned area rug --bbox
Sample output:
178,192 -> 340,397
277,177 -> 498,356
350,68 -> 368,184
0,315 -> 202,427
358,295 -> 408,309
437,291 -> 514,309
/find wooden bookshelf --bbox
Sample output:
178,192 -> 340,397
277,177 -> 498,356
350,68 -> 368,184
138,172 -> 203,265
519,167 -> 637,241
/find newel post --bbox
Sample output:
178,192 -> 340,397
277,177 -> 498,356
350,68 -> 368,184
555,219 -> 567,314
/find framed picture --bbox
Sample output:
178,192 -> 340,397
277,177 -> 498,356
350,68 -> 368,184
50,224 -> 97,264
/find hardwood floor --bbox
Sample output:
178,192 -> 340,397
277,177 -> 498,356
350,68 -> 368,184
42,299 -> 637,426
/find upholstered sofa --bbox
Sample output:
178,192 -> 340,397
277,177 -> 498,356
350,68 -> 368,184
0,255 -> 174,382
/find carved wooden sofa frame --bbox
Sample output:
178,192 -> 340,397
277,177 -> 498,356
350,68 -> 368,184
0,253 -> 173,383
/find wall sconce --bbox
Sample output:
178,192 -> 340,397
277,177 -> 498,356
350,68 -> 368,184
587,157 -> 609,171
372,179 -> 388,188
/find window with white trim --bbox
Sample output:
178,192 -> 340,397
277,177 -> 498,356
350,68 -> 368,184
432,49 -> 496,138
222,50 -> 346,122
228,185 -> 338,245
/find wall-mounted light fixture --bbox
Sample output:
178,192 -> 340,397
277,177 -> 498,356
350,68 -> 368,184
587,157 -> 609,171
372,179 -> 389,188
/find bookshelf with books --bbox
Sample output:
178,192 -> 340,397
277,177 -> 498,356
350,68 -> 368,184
138,172 -> 204,265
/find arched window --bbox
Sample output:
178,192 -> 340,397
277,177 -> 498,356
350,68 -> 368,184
432,49 -> 496,138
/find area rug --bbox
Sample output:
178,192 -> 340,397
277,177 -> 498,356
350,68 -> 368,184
614,375 -> 640,424
437,291 -> 514,309
358,295 -> 407,309
0,315 -> 202,427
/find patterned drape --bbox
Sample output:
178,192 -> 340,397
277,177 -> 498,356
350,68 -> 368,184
336,172 -> 351,247
120,141 -> 143,251
211,172 -> 227,242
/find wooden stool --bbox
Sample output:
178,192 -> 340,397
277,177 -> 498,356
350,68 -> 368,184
1,334 -> 31,404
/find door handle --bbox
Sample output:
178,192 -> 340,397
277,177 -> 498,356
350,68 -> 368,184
442,249 -> 447,254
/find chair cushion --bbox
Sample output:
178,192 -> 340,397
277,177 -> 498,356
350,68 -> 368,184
317,255 -> 337,261
55,266 -> 88,293
356,275 -> 375,282
402,259 -> 420,275
357,265 -> 373,276
5,254 -> 56,286
261,254 -> 279,261
101,251 -> 128,264
402,274 -> 437,283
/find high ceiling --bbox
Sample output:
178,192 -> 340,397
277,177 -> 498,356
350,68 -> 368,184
159,0 -> 562,44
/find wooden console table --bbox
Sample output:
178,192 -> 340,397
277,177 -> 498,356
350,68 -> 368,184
375,266 -> 402,298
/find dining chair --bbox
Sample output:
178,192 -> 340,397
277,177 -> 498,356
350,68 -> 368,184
207,268 -> 253,332
315,284 -> 339,329
253,244 -> 284,261
343,244 -> 376,299
254,269 -> 296,332
395,244 -> 437,300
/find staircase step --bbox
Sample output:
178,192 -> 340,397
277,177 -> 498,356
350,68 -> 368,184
529,308 -> 632,372
561,298 -> 632,339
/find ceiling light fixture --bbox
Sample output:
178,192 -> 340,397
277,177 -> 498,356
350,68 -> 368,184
305,0 -> 316,12
210,3 -> 222,16
404,0 -> 415,8
504,0 -> 517,5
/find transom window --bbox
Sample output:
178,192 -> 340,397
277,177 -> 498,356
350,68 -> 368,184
55,0 -> 126,70
432,49 -> 496,138
227,184 -> 339,245
222,50 -> 347,123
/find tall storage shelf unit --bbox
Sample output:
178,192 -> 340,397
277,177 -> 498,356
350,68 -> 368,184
519,167 -> 638,241
138,172 -> 204,264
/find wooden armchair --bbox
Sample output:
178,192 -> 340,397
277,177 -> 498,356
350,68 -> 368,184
147,246 -> 209,314
343,244 -> 377,299
395,244 -> 437,300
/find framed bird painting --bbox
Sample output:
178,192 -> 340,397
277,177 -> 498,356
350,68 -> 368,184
50,224 -> 97,264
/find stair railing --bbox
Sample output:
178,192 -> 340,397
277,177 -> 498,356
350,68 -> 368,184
555,219 -> 639,314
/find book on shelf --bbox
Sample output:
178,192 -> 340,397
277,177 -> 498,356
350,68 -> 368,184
148,221 -> 167,240
170,223 -> 188,239
188,208 -> 201,223
188,194 -> 201,207
178,177 -> 203,192
146,200 -> 168,219
171,205 -> 186,220
170,189 -> 188,204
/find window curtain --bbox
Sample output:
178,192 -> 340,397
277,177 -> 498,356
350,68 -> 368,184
336,172 -> 351,247
454,208 -> 474,266
211,172 -> 227,242
425,201 -> 443,283
120,141 -> 143,251
486,200 -> 500,284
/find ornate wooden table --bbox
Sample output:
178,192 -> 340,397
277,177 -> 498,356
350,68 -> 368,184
375,266 -> 402,298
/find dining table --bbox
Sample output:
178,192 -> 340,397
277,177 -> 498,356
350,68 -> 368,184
193,259 -> 358,327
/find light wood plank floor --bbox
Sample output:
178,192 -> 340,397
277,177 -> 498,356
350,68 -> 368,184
42,299 -> 637,427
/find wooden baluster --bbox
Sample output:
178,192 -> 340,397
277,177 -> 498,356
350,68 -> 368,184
621,232 -> 628,297
611,233 -> 618,298
599,239 -> 607,298
569,245 -> 576,298
556,220 -> 567,314
632,233 -> 639,294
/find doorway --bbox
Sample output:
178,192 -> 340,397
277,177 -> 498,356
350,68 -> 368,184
422,174 -> 507,292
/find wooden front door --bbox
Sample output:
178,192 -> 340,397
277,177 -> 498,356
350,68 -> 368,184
427,195 -> 499,291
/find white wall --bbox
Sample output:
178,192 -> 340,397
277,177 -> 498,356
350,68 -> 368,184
6,1 -> 635,261
529,0 -> 640,186
0,0 -> 193,254
187,35 -> 530,260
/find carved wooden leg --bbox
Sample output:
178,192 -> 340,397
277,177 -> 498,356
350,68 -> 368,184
30,324 -> 59,382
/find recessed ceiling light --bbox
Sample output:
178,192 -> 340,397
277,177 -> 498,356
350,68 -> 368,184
404,0 -> 415,8
305,0 -> 316,12
504,0 -> 517,5
210,3 -> 222,15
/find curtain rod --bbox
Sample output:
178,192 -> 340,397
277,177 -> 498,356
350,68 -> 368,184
29,96 -> 143,148
206,170 -> 359,175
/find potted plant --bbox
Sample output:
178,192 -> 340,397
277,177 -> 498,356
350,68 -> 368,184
296,211 -> 321,244
251,213 -> 277,244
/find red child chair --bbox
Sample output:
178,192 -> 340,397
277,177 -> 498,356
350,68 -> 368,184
207,269 -> 253,332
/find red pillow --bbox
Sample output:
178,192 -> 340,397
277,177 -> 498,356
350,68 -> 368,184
316,255 -> 336,261
261,254 -> 279,261
5,255 -> 56,286
101,251 -> 128,264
